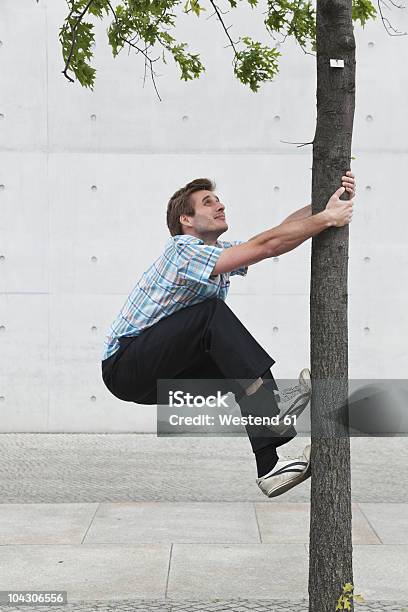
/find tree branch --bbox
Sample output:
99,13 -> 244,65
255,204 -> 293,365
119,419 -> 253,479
207,0 -> 239,58
377,0 -> 407,35
62,0 -> 95,83
106,0 -> 163,101
264,4 -> 315,57
280,139 -> 314,147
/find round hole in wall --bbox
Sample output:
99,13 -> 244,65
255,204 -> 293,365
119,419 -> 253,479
0,396 -> 4,402
368,41 -> 375,48
273,257 -> 279,263
273,326 -> 279,333
90,114 -> 97,121
273,186 -> 280,192
0,255 -> 5,261
0,325 -> 5,332
182,115 -> 189,122
91,256 -> 98,263
273,115 -> 280,122
91,326 -> 97,332
0,185 -> 4,191
364,256 -> 371,263
91,185 -> 97,191
0,113 -> 4,120
366,114 -> 373,122
365,185 -> 372,192
90,395 -> 97,402
364,326 -> 370,334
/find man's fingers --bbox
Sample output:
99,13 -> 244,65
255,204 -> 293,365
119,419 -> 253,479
342,176 -> 355,186
342,173 -> 356,201
334,186 -> 346,198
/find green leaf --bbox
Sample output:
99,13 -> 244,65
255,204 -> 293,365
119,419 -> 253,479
59,11 -> 97,88
264,0 -> 315,49
88,0 -> 109,18
354,594 -> 365,603
184,0 -> 205,16
234,36 -> 280,92
352,0 -> 377,26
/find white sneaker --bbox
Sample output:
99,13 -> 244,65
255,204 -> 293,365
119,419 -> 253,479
256,444 -> 311,498
268,368 -> 312,435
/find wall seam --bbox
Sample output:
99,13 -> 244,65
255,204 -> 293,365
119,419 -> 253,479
45,0 -> 50,431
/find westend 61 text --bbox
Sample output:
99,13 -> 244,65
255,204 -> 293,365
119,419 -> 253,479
168,414 -> 297,426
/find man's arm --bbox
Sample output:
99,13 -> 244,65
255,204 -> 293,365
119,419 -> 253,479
280,204 -> 312,225
244,171 -> 356,258
273,205 -> 312,252
212,187 -> 353,276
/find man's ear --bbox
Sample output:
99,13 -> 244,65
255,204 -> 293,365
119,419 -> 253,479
180,214 -> 192,229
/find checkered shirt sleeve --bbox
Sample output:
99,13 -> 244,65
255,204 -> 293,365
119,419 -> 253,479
217,240 -> 248,277
174,237 -> 223,284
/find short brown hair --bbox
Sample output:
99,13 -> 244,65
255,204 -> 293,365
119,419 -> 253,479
166,178 -> 216,236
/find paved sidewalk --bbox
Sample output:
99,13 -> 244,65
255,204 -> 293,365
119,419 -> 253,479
0,434 -> 407,611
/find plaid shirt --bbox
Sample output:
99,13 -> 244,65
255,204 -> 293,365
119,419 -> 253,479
101,235 -> 247,361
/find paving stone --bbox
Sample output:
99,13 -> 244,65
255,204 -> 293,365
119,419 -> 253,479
0,503 -> 97,545
354,544 -> 408,600
255,502 -> 381,544
168,544 -> 308,600
0,545 -> 170,601
84,502 -> 260,544
359,503 -> 408,544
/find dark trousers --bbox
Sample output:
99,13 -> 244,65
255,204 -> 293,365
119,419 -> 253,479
101,298 -> 295,452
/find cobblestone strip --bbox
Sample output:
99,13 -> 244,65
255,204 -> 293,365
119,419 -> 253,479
1,434 -> 408,503
0,600 -> 406,612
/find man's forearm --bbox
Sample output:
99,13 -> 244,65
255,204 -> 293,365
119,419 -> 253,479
281,204 -> 312,224
250,211 -> 333,257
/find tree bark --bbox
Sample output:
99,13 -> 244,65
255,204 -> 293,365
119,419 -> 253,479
309,1 -> 356,611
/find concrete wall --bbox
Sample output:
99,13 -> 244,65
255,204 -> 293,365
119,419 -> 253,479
0,0 -> 407,432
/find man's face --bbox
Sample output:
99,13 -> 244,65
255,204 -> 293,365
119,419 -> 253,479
180,190 -> 228,241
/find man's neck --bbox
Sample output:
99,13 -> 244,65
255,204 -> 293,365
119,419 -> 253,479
182,230 -> 223,246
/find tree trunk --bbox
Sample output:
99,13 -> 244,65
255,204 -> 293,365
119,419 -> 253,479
309,1 -> 356,611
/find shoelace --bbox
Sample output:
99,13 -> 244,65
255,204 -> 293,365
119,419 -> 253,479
274,383 -> 306,403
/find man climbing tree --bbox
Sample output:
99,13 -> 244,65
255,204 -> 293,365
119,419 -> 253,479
58,0 -> 388,609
